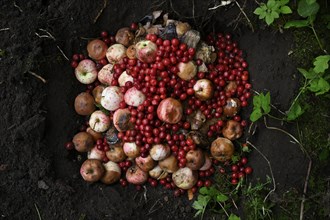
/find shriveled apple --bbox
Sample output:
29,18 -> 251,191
74,92 -> 95,116
101,161 -> 121,184
177,61 -> 197,81
106,44 -> 127,64
92,85 -> 105,104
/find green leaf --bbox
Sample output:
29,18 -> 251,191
265,13 -> 275,25
271,10 -> 279,19
261,92 -> 271,114
313,55 -> 330,74
250,108 -> 263,122
286,102 -> 304,121
280,5 -> 292,14
231,154 -> 240,163
298,68 -> 316,79
279,0 -> 289,5
297,0 -> 320,17
216,194 -> 229,202
253,95 -> 262,108
254,7 -> 265,15
327,23 -> 330,29
306,0 -> 316,4
259,11 -> 267,19
319,148 -> 329,161
228,213 -> 241,220
308,78 -> 330,95
284,20 -> 309,28
267,0 -> 276,8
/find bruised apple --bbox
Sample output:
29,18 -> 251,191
159,155 -> 179,173
115,27 -> 134,47
106,143 -> 126,163
172,167 -> 198,190
135,155 -> 156,172
126,165 -> 148,185
113,108 -> 132,132
74,92 -> 95,116
86,127 -> 103,141
101,86 -> 124,111
157,98 -> 183,124
80,159 -> 104,182
177,61 -> 197,81
210,137 -> 234,162
135,40 -> 157,63
97,64 -> 115,85
87,39 -> 108,60
72,132 -> 94,152
92,85 -> 105,104
101,161 -> 121,184
185,148 -> 205,170
106,44 -> 127,64
124,87 -> 146,107
222,120 -> 243,140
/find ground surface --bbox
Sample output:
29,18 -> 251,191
0,0 -> 313,219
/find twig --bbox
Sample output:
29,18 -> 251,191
38,29 -> 56,40
234,0 -> 254,32
147,198 -> 161,215
143,185 -> 148,202
56,45 -> 69,61
14,1 -> 23,12
246,141 -> 276,203
34,204 -> 42,220
93,0 -> 109,23
28,71 -> 47,83
217,202 -> 229,217
300,159 -> 312,220
0,28 -> 10,32
263,117 -> 306,154
208,0 -> 234,10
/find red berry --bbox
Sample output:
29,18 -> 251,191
244,167 -> 253,175
65,142 -> 74,150
71,61 -> 78,68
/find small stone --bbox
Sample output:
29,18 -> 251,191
164,196 -> 169,202
38,180 -> 49,190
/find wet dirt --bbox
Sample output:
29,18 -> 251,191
0,1 -> 309,219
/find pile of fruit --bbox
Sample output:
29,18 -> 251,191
66,12 -> 252,197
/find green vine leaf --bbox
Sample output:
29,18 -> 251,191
261,92 -> 271,114
286,102 -> 304,121
313,55 -> 330,74
228,214 -> 241,220
284,20 -> 309,28
250,109 -> 263,122
297,0 -> 319,18
280,5 -> 292,14
308,78 -> 330,95
297,68 -> 316,79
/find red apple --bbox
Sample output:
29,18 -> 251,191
157,98 -> 183,124
135,40 -> 157,63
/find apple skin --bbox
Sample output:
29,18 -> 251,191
80,159 -> 105,183
157,98 -> 183,124
101,86 -> 124,111
124,87 -> 146,107
75,59 -> 98,84
118,71 -> 134,87
193,79 -> 214,101
106,44 -> 127,64
135,40 -> 157,63
98,64 -> 114,85
177,61 -> 197,81
101,161 -> 121,185
89,110 -> 111,133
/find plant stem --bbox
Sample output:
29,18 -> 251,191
310,24 -> 327,54
217,202 -> 229,217
287,78 -> 308,114
267,114 -> 285,121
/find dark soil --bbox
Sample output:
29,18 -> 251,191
0,0 -> 311,219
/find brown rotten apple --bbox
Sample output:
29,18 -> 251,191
74,92 -> 95,116
72,132 -> 94,152
157,98 -> 183,124
113,108 -> 132,132
87,39 -> 107,60
177,61 -> 197,81
210,137 -> 234,162
101,161 -> 121,185
106,143 -> 126,163
80,159 -> 105,182
185,148 -> 205,170
223,98 -> 241,117
222,120 -> 243,140
193,79 -> 214,101
115,27 -> 134,47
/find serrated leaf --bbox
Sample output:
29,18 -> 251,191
313,55 -> 330,74
228,214 -> 241,220
265,13 -> 275,25
298,0 -> 319,17
216,194 -> 229,202
280,5 -> 292,14
254,7 -> 264,15
261,92 -> 271,114
284,20 -> 309,28
250,108 -> 263,122
308,78 -> 330,95
286,102 -> 304,121
298,68 -> 316,79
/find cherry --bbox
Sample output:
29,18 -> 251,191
65,142 -> 74,150
244,167 -> 253,175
